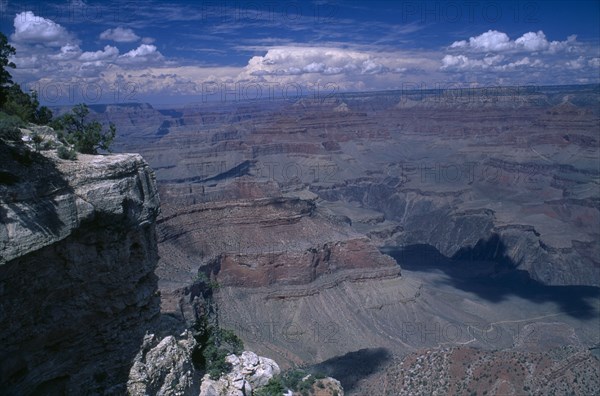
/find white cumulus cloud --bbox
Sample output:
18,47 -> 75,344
451,30 -> 513,52
566,56 -> 586,70
303,62 -> 326,73
515,31 -> 549,52
244,47 -> 399,78
441,54 -> 503,70
236,46 -> 441,92
450,30 -> 577,54
100,27 -> 140,43
442,29 -> 595,82
49,44 -> 82,61
361,59 -> 387,74
11,11 -> 75,47
122,44 -> 158,58
548,35 -> 578,53
79,45 -> 119,62
118,44 -> 164,65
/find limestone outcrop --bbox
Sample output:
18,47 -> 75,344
199,351 -> 280,396
128,331 -> 198,396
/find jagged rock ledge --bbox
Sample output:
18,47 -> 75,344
1,151 -> 160,264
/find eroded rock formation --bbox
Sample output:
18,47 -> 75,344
0,144 -> 161,394
128,331 -> 198,396
199,351 -> 280,396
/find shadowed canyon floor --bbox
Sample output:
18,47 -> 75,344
82,85 -> 599,394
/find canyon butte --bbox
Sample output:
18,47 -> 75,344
1,84 -> 599,395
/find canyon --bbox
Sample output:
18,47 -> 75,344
97,85 -> 599,394
1,84 -> 598,395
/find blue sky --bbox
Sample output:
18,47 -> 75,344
1,0 -> 598,105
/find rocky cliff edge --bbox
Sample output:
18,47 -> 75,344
1,147 -> 160,264
0,142 -> 161,394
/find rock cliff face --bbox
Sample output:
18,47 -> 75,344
0,143 -> 161,394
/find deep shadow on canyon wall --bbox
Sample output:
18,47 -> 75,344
0,220 -> 160,394
384,236 -> 600,320
310,347 -> 392,393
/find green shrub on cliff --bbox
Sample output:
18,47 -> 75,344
2,85 -> 53,125
190,294 -> 244,380
52,104 -> 116,154
195,272 -> 220,290
0,112 -> 23,141
0,32 -> 16,109
220,328 -> 243,353
1,33 -> 52,125
254,377 -> 285,396
254,369 -> 319,396
57,145 -> 77,160
283,369 -> 316,392
197,327 -> 245,380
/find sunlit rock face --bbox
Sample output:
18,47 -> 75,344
0,145 -> 161,394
